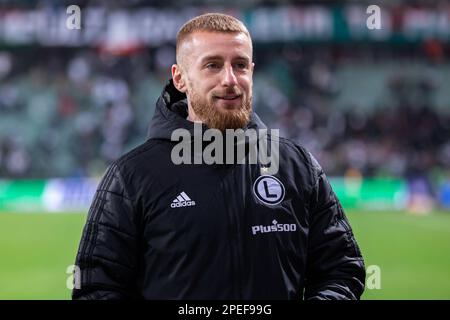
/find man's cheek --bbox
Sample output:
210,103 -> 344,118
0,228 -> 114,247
208,94 -> 216,104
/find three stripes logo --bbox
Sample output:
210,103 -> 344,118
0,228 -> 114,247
171,191 -> 196,208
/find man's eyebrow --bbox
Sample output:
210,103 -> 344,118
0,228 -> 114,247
233,56 -> 251,63
199,55 -> 250,63
200,55 -> 223,62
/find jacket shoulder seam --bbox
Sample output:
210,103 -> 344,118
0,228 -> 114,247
115,140 -> 161,168
273,136 -> 318,195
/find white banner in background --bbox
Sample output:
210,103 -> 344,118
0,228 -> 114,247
42,178 -> 98,212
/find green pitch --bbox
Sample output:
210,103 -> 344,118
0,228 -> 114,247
0,210 -> 449,300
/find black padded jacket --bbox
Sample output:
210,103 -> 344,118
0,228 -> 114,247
72,80 -> 366,300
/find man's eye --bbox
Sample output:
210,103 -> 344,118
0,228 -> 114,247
236,63 -> 247,69
206,63 -> 220,69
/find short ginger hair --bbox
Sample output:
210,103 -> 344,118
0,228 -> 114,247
176,13 -> 252,65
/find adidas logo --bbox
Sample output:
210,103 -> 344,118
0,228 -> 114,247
171,191 -> 196,208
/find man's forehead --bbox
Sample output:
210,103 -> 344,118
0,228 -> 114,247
180,31 -> 252,60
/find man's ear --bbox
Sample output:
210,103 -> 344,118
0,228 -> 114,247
171,64 -> 187,93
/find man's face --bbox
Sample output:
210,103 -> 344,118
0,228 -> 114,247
174,31 -> 254,131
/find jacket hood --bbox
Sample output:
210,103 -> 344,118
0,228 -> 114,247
147,79 -> 267,140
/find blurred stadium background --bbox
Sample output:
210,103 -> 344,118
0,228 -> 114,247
1,0 -> 450,299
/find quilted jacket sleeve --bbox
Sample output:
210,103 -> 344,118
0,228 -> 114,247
72,163 -> 141,300
304,153 -> 366,300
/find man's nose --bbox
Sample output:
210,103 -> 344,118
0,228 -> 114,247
221,65 -> 238,87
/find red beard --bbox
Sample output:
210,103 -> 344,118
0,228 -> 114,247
187,86 -> 252,132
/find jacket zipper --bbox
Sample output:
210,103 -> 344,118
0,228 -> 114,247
221,165 -> 244,299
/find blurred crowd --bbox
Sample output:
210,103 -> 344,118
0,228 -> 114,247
0,44 -> 449,186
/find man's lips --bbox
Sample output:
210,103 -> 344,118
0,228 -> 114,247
214,94 -> 241,100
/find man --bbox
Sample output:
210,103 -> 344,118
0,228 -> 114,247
72,13 -> 365,300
